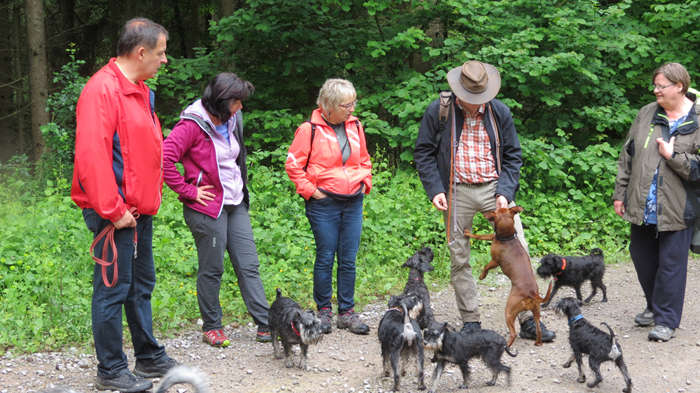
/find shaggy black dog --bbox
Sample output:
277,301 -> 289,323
555,297 -> 632,393
402,246 -> 436,329
536,247 -> 607,307
423,322 -> 517,392
378,294 -> 426,392
269,288 -> 324,369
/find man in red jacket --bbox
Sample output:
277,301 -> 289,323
71,18 -> 178,392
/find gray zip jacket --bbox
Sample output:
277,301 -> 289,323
614,90 -> 700,231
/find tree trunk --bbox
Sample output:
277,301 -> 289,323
25,0 -> 49,161
109,0 -> 119,56
188,0 -> 200,57
13,3 -> 26,156
0,0 -> 15,160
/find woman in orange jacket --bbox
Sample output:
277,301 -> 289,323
285,79 -> 372,335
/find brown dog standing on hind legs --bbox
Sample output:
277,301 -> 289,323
464,206 -> 552,347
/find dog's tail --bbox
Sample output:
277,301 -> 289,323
505,346 -> 518,357
401,303 -> 417,346
155,366 -> 209,393
538,281 -> 554,304
590,248 -> 604,258
276,287 -> 283,299
600,322 -> 622,361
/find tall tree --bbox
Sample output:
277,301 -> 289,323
13,2 -> 26,156
0,0 -> 14,159
25,0 -> 48,160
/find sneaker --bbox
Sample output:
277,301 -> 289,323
648,325 -> 674,342
95,370 -> 153,392
133,356 -> 179,378
519,317 -> 556,342
460,321 -> 482,332
337,309 -> 370,334
203,329 -> 231,347
318,307 -> 334,334
256,325 -> 272,343
634,307 -> 654,326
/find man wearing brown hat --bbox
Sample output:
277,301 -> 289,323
414,61 -> 555,341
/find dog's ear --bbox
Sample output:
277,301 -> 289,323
442,322 -> 451,332
510,205 -> 524,214
483,211 -> 496,221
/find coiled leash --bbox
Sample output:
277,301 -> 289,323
89,207 -> 139,288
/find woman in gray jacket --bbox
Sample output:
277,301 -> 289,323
614,63 -> 700,342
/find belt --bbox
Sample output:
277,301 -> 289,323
458,180 -> 495,187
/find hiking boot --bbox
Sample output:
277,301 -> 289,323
203,329 -> 230,347
318,307 -> 334,334
256,325 -> 272,343
634,307 -> 654,326
337,309 -> 370,334
95,370 -> 152,392
460,321 -> 482,332
519,317 -> 556,342
133,356 -> 179,378
648,325 -> 674,342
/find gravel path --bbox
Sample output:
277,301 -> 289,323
2,258 -> 700,393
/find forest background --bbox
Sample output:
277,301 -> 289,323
0,0 -> 695,352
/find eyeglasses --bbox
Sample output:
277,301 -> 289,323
339,100 -> 357,109
650,83 -> 676,91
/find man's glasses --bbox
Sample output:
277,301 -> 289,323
650,82 -> 676,91
339,100 -> 357,109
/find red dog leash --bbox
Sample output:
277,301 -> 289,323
90,207 -> 139,288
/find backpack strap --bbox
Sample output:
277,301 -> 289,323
303,120 -> 316,172
436,90 -> 452,147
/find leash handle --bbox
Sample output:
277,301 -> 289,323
90,207 -> 139,288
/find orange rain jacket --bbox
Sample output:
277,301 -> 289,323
286,108 -> 372,200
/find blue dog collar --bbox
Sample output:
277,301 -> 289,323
568,314 -> 583,325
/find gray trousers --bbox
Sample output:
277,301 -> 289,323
443,182 -> 531,325
183,204 -> 270,332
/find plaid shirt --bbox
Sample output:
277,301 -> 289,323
454,102 -> 498,184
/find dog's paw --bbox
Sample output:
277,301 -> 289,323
274,353 -> 284,360
285,360 -> 294,368
417,383 -> 426,391
486,380 -> 496,386
562,361 -> 572,368
602,298 -> 608,302
577,376 -> 586,383
458,383 -> 468,389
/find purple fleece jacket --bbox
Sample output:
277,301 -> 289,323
163,100 -> 250,219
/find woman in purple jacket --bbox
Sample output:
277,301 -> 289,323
163,73 -> 270,346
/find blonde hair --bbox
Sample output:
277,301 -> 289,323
653,63 -> 690,94
317,79 -> 357,114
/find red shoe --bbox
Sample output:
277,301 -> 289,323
203,329 -> 230,347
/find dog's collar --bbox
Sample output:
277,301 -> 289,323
411,278 -> 423,281
495,233 -> 518,242
290,321 -> 301,336
568,314 -> 583,325
554,258 -> 567,276
387,307 -> 404,315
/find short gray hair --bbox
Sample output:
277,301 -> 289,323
653,63 -> 690,94
317,79 -> 357,113
117,18 -> 169,56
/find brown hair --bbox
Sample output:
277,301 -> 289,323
653,63 -> 690,94
117,18 -> 169,56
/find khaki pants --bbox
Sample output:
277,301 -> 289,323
443,182 -> 531,324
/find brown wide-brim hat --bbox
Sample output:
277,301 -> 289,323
447,61 -> 501,105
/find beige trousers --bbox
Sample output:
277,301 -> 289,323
442,182 -> 531,325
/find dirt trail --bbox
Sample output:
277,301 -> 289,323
2,259 -> 700,392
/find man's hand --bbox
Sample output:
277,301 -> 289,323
196,185 -> 216,206
613,200 -> 625,217
432,193 -> 448,211
311,189 -> 327,199
495,194 -> 508,209
113,210 -> 137,229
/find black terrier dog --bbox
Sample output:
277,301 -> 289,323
554,297 -> 632,393
423,322 -> 516,392
402,246 -> 436,329
269,288 -> 324,369
537,247 -> 607,307
378,294 -> 426,392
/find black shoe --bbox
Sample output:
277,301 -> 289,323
96,370 -> 153,392
133,356 -> 180,378
256,325 -> 272,343
519,317 -> 556,342
318,307 -> 334,334
337,309 -> 370,335
460,321 -> 482,332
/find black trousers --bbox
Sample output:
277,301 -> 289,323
629,223 -> 692,329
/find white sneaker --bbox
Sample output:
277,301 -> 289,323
648,325 -> 674,342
